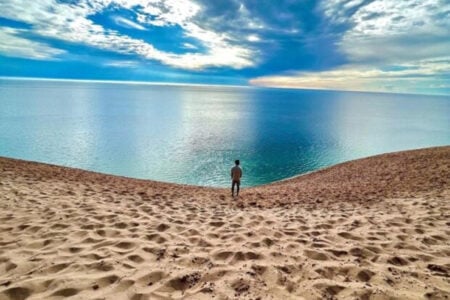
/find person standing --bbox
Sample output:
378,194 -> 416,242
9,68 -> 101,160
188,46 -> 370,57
231,160 -> 242,197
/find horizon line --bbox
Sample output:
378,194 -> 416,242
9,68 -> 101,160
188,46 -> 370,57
1,76 -> 448,97
0,76 -> 252,90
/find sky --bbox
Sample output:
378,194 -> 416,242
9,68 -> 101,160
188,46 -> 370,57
0,0 -> 449,95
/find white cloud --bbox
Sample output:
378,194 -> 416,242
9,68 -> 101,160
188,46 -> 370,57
247,34 -> 260,42
0,27 -> 65,60
251,0 -> 450,95
323,0 -> 450,64
250,58 -> 450,95
113,16 -> 146,30
0,0 -> 254,70
104,60 -> 139,68
138,0 -> 201,26
182,42 -> 197,49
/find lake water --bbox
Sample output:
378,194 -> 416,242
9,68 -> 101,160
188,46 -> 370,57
1,78 -> 449,187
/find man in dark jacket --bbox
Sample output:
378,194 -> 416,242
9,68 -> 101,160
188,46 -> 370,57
231,160 -> 242,197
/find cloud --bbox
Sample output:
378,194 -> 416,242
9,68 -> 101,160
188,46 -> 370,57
0,0 -> 254,70
136,0 -> 201,27
250,0 -> 450,95
250,58 -> 450,95
104,60 -> 139,68
323,0 -> 450,64
0,0 -> 448,95
182,42 -> 197,49
113,16 -> 146,30
247,34 -> 261,42
0,27 -> 65,60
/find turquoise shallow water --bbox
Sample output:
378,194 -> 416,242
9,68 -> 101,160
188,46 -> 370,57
1,79 -> 449,187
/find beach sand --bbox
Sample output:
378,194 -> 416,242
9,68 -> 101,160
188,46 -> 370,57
0,146 -> 449,299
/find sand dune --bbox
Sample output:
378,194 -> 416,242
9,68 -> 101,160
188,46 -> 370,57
0,146 -> 449,299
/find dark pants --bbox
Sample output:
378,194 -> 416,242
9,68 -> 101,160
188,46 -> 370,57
232,180 -> 240,196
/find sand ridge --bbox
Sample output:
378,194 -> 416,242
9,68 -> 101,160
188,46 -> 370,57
0,146 -> 449,299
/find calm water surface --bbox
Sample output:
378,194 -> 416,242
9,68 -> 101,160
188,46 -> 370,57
1,79 -> 449,187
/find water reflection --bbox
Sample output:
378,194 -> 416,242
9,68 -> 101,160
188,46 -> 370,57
332,92 -> 450,161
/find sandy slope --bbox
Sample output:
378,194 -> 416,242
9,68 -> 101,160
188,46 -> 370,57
0,146 -> 449,300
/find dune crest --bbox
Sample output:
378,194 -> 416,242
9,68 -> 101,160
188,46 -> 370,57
0,146 -> 449,299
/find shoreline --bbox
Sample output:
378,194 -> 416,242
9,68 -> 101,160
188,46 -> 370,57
264,145 -> 450,185
1,146 -> 448,208
1,145 -> 449,190
1,146 -> 449,299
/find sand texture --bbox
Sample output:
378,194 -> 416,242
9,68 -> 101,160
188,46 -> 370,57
0,146 -> 449,300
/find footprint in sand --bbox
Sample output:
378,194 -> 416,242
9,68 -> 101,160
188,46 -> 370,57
304,249 -> 329,261
356,269 -> 375,282
128,254 -> 145,263
96,274 -> 120,288
1,287 -> 31,300
164,272 -> 202,291
136,271 -> 165,287
51,288 -> 80,297
313,283 -> 345,297
338,231 -> 362,240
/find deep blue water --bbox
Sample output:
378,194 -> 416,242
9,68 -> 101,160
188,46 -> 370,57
1,79 -> 449,187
